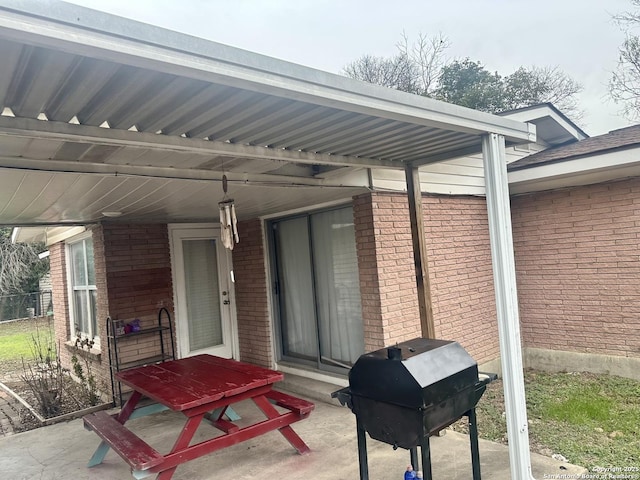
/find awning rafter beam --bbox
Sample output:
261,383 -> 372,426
0,115 -> 400,169
0,156 -> 372,188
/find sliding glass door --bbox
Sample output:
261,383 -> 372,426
271,206 -> 364,372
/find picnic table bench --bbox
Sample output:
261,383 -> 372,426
83,355 -> 314,480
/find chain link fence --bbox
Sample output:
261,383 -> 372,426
0,290 -> 53,322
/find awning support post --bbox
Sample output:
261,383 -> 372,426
482,133 -> 534,480
405,164 -> 435,339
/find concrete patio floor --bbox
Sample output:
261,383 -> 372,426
0,390 -> 587,480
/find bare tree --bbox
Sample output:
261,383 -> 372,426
610,0 -> 640,120
505,66 -> 584,121
343,32 -> 450,96
344,33 -> 583,123
613,0 -> 640,24
396,32 -> 450,96
0,228 -> 47,294
343,53 -> 420,93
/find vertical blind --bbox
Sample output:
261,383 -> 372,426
183,239 -> 222,351
274,206 -> 364,369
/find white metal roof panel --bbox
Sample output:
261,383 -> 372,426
0,0 -> 536,228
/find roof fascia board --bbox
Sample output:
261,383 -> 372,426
0,115 -> 398,169
502,105 -> 587,142
0,3 -> 536,144
508,148 -> 640,188
45,226 -> 86,246
10,225 -> 86,245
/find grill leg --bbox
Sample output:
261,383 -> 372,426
356,417 -> 369,480
468,409 -> 482,480
410,447 -> 418,472
420,437 -> 433,480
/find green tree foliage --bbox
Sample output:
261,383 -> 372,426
610,0 -> 640,120
344,35 -> 583,121
435,59 -> 504,112
435,60 -> 583,119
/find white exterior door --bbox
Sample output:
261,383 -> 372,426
169,225 -> 236,359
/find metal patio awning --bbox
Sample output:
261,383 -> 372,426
0,0 -> 534,227
0,4 -> 539,477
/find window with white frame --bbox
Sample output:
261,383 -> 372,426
68,236 -> 98,342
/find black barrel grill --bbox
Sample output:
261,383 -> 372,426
332,338 -> 496,480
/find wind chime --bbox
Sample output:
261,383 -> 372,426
219,173 -> 239,250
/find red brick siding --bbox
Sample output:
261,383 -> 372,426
423,195 -> 499,364
99,224 -> 175,377
512,178 -> 640,358
353,194 -> 387,352
354,193 -> 421,351
232,219 -> 273,368
50,224 -> 175,398
50,242 -> 72,369
354,192 -> 499,364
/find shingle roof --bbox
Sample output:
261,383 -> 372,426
508,123 -> 640,171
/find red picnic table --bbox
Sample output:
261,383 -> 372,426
83,354 -> 315,479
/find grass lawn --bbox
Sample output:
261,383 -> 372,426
526,371 -> 640,469
0,318 -> 54,376
457,369 -> 640,471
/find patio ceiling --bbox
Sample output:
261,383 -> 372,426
0,0 -> 535,228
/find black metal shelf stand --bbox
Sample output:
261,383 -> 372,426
106,307 -> 175,406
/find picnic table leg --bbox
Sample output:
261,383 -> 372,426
223,405 -> 241,421
252,395 -> 310,454
86,391 -> 143,467
210,405 -> 241,422
87,441 -> 111,467
155,413 -> 206,480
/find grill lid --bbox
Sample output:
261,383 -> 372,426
348,338 -> 479,408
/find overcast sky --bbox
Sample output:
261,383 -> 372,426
67,0 -> 635,136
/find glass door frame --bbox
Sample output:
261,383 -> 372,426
269,213 -> 321,371
168,223 -> 238,359
267,205 -> 364,375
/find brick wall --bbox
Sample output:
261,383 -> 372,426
512,178 -> 640,358
50,224 -> 175,399
99,223 -> 175,379
354,193 -> 421,352
232,218 -> 273,368
423,195 -> 500,364
50,242 -> 71,368
353,192 -> 500,364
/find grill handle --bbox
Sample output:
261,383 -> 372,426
331,387 -> 353,409
387,346 -> 402,360
478,372 -> 498,386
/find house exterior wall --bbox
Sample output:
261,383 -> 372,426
423,195 -> 500,364
50,194 -> 500,389
50,242 -> 72,370
353,192 -> 500,365
97,223 -> 175,373
50,223 -> 175,399
370,143 -> 543,196
232,218 -> 274,368
512,177 -> 640,359
353,193 -> 421,351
